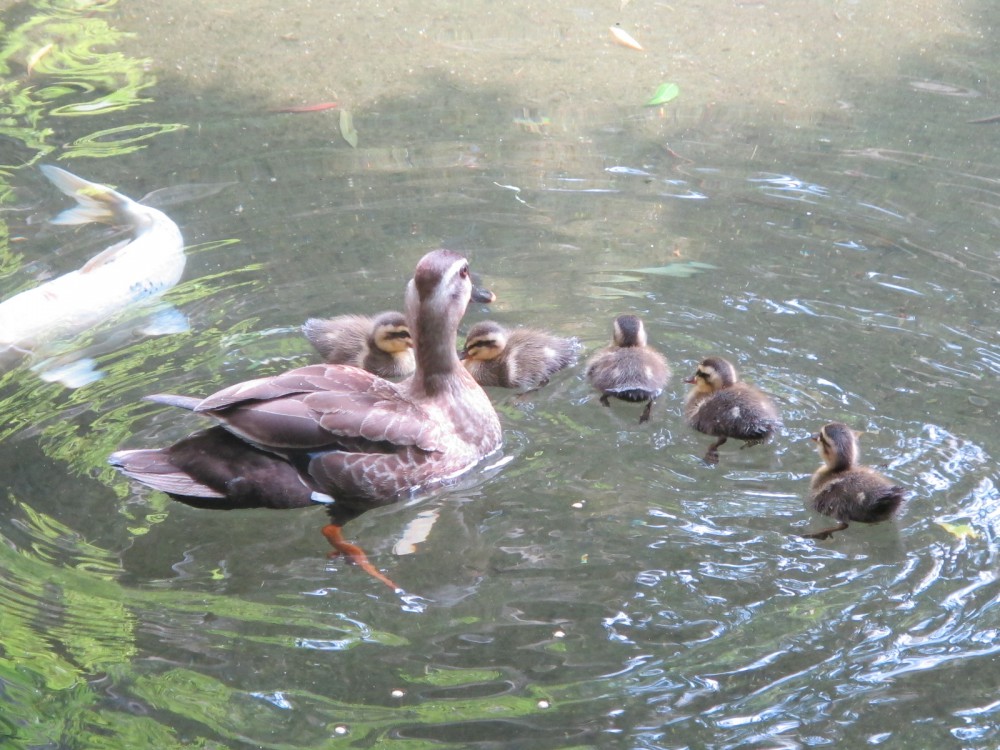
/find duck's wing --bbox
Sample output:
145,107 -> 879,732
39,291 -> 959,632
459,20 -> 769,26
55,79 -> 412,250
193,364 -> 448,453
194,364 -> 343,409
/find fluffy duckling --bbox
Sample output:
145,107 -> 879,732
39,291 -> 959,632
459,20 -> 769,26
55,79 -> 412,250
683,356 -> 781,463
302,311 -> 414,379
460,321 -> 580,392
803,422 -> 906,540
586,314 -> 670,424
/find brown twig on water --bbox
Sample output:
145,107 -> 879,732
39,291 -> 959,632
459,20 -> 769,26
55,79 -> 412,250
270,102 -> 339,113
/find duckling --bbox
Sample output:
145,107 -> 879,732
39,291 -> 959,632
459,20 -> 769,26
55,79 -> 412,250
302,311 -> 414,379
803,422 -> 906,540
109,249 -> 502,591
460,320 -> 580,392
585,314 -> 670,424
683,356 -> 781,463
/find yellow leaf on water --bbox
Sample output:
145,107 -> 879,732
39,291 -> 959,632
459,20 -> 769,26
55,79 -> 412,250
27,42 -> 54,76
936,520 -> 979,540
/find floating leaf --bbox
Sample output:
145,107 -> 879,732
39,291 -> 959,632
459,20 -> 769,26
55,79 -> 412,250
645,82 -> 680,107
592,273 -> 643,284
339,109 -> 358,148
587,285 -> 649,300
632,261 -> 718,277
609,26 -> 643,51
936,521 -> 980,540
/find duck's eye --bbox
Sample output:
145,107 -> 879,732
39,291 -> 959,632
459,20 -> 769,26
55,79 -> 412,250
459,265 -> 469,279
697,370 -> 710,380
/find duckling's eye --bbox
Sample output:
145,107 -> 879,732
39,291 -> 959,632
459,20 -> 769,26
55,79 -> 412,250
459,265 -> 470,279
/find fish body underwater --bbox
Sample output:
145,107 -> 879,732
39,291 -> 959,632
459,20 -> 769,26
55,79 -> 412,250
0,166 -> 186,362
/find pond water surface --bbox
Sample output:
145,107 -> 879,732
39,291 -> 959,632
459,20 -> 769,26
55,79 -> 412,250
1,0 -> 998,748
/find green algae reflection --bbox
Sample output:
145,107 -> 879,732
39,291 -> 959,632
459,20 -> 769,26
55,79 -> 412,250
0,0 -> 183,201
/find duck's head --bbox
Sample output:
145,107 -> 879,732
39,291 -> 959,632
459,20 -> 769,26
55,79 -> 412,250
408,250 -> 476,323
369,311 -> 413,355
460,321 -> 507,362
612,314 -> 647,348
812,422 -> 859,471
683,356 -> 738,392
406,249 -> 492,384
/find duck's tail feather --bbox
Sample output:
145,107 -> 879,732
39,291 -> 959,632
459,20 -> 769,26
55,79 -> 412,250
40,164 -> 137,226
109,448 -> 225,499
144,393 -> 202,410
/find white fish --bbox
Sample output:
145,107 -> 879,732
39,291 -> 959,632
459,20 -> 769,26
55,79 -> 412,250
0,166 -> 186,369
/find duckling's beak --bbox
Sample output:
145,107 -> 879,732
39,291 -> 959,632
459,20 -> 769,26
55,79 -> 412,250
458,348 -> 469,360
471,285 -> 495,304
682,375 -> 696,384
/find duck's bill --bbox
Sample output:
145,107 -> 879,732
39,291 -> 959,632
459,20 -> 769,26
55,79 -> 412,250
471,285 -> 495,304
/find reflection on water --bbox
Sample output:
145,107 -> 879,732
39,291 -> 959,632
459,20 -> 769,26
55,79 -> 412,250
1,0 -> 1000,747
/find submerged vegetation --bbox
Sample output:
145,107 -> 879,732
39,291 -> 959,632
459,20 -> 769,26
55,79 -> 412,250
0,4 -> 305,747
0,0 -> 185,202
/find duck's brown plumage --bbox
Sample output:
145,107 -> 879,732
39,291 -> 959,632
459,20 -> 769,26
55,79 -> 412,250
683,356 -> 781,462
585,314 -> 670,424
109,249 -> 502,589
302,311 -> 414,379
461,321 -> 580,392
803,422 -> 906,540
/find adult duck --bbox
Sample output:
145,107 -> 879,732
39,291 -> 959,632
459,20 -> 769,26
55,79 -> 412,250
802,422 -> 906,540
109,249 -> 502,590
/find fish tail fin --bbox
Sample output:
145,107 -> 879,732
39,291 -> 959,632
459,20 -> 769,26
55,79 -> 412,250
143,393 -> 202,411
40,165 -> 138,227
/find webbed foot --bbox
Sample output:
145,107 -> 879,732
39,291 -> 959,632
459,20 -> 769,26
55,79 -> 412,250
801,521 -> 849,541
322,523 -> 401,591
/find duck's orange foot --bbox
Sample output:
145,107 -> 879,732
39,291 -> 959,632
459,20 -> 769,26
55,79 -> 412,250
321,523 -> 401,591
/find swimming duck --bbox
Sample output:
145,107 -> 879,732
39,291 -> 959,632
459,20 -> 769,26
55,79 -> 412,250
683,356 -> 781,463
585,314 -> 670,423
802,422 -> 906,540
109,249 -> 502,591
460,320 -> 581,392
302,311 -> 415,379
